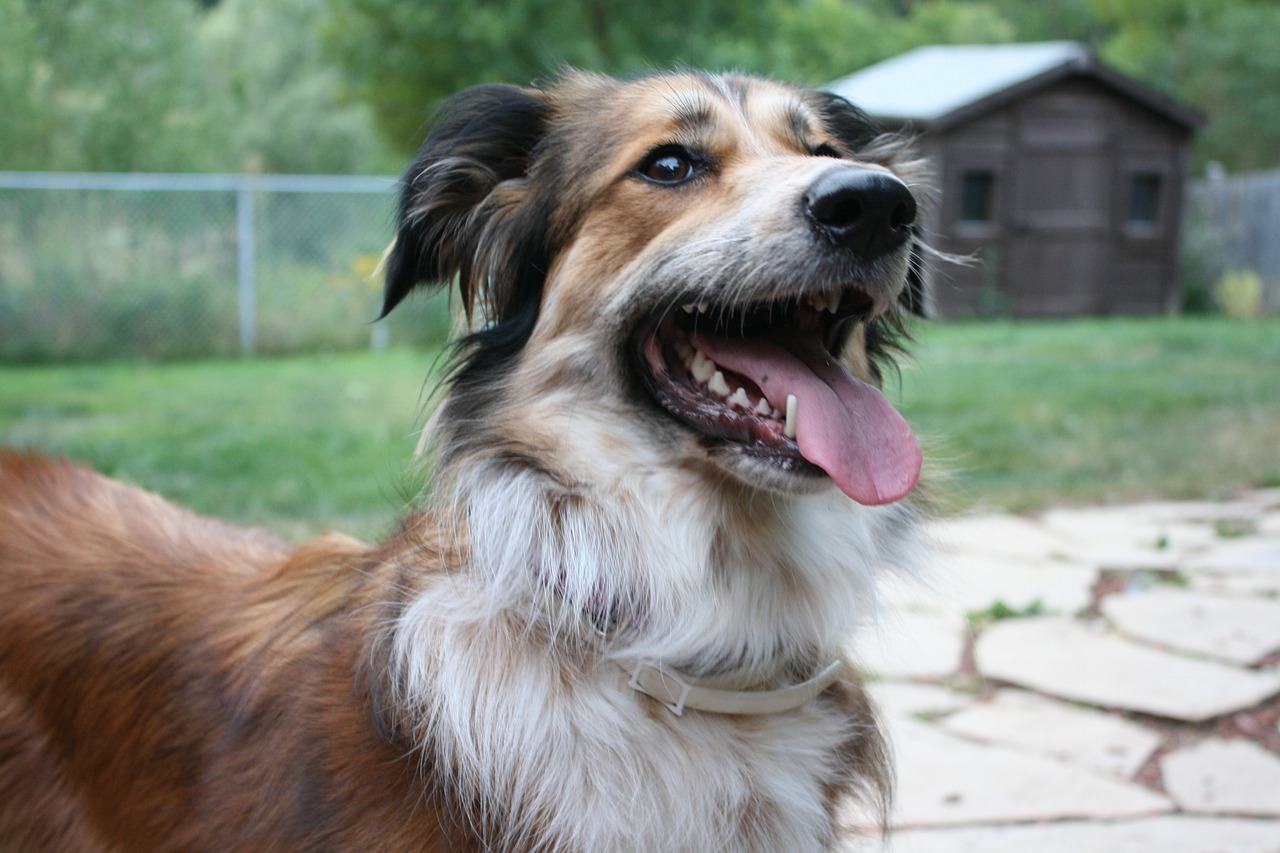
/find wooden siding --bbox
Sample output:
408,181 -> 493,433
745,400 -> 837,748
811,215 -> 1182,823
923,76 -> 1192,318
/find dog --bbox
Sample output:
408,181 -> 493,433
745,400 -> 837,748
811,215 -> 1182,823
0,70 -> 930,852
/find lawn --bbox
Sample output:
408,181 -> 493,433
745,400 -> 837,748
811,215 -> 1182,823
1,316 -> 1277,538
892,316 -> 1280,513
0,349 -> 444,540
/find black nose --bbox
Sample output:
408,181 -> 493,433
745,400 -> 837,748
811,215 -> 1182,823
804,169 -> 917,259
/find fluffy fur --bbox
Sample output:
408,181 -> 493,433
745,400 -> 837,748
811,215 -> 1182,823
0,70 -> 930,852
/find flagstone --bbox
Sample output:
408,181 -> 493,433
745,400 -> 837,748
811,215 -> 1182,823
926,514 -> 1072,562
1240,487 -> 1280,508
1058,543 -> 1183,572
1102,588 -> 1280,665
1039,506 -> 1218,555
1113,500 -> 1264,524
861,816 -> 1280,853
866,681 -> 971,719
1161,738 -> 1280,816
853,611 -> 968,680
974,618 -> 1280,721
1189,572 -> 1280,596
1185,537 -> 1280,574
939,689 -> 1161,778
880,718 -> 1170,828
935,553 -> 1098,616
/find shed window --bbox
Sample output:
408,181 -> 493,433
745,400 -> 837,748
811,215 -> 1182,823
959,170 -> 995,223
1127,173 -> 1162,224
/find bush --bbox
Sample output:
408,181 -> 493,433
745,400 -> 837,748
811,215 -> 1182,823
1215,269 -> 1264,320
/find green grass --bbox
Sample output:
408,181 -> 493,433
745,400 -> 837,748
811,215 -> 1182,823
1,316 -> 1278,537
0,349 -> 445,540
892,316 -> 1280,513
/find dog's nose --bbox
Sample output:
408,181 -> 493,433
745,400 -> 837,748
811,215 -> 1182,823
805,169 -> 916,259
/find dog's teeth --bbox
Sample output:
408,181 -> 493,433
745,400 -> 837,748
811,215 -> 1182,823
708,370 -> 731,397
730,387 -> 751,409
690,349 -> 716,383
682,303 -> 697,314
697,303 -> 709,314
754,397 -> 772,416
673,339 -> 694,363
784,394 -> 798,439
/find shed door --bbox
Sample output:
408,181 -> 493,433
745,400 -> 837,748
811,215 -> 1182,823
1007,143 -> 1111,315
1005,105 -> 1112,316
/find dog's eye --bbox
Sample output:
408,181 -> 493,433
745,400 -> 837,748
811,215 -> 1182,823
812,143 -> 843,159
638,147 -> 699,185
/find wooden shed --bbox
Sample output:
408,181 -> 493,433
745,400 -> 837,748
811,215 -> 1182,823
829,42 -> 1203,318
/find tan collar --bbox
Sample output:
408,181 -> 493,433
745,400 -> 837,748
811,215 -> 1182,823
617,659 -> 842,716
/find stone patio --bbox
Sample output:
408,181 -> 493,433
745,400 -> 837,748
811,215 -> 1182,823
846,490 -> 1280,852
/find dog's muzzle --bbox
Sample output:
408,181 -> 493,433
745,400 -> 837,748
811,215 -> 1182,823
805,167 -> 917,260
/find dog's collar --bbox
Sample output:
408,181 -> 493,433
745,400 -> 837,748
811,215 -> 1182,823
616,659 -> 842,716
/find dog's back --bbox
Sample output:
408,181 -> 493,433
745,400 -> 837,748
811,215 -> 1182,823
0,452 -> 471,852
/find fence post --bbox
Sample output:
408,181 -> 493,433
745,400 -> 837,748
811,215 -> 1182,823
236,180 -> 257,356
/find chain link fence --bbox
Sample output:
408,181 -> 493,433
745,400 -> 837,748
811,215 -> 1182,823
6,167 -> 1276,363
0,172 -> 450,361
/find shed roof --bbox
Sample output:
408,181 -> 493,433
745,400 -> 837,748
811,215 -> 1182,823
827,41 -> 1202,132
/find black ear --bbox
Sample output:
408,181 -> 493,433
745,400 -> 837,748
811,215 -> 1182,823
810,90 -> 882,154
380,84 -> 550,319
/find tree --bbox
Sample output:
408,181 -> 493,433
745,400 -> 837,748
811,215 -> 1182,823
1179,3 -> 1280,170
322,0 -> 776,153
0,0 -> 45,169
1093,0 -> 1280,170
201,0 -> 395,174
16,0 -> 235,171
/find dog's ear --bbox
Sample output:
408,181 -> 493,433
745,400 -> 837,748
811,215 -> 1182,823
380,84 -> 550,321
810,90 -> 882,155
813,90 -> 930,317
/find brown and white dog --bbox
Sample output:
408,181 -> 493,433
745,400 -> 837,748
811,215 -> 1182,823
0,71 -> 931,852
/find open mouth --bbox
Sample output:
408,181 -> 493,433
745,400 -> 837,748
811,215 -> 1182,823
634,288 -> 922,506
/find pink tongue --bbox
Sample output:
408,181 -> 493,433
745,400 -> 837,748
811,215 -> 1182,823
692,332 -> 921,505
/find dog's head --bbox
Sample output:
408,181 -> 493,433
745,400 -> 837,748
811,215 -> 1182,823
383,71 -> 929,507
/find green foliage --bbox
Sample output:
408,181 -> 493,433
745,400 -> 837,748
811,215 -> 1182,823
322,0 -> 1031,150
1178,4 -> 1280,170
321,0 -> 1280,170
764,0 -> 898,85
0,0 -> 45,170
897,2 -> 1017,46
9,0 -> 235,171
322,0 -> 777,150
1215,269 -> 1263,320
1093,0 -> 1280,169
1213,517 -> 1258,538
3,0 -> 1279,171
770,0 -> 1016,86
967,598 -> 1046,626
984,0 -> 1101,42
200,0 -> 396,174
2,0 -> 392,174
